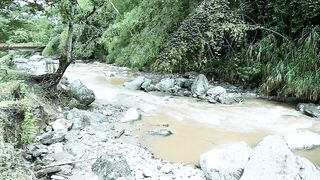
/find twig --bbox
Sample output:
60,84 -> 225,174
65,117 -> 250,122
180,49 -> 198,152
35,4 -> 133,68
39,156 -> 100,170
115,129 -> 125,139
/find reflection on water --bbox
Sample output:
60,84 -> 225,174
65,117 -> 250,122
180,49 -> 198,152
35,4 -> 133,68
63,62 -> 320,166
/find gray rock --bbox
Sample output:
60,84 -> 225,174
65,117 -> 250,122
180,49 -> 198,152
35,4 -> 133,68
141,78 -> 152,91
59,165 -> 73,176
200,142 -> 253,180
240,136 -> 320,180
32,144 -> 49,157
124,76 -> 145,90
206,86 -> 227,97
217,93 -> 242,104
48,143 -> 64,153
39,131 -> 66,145
50,121 -> 67,133
147,129 -> 173,137
175,78 -> 188,87
297,103 -> 320,118
121,108 -> 141,123
35,166 -> 61,178
155,78 -> 175,92
284,130 -> 320,150
191,74 -> 209,96
65,108 -> 107,130
67,80 -> 95,106
54,118 -> 73,131
92,150 -> 133,179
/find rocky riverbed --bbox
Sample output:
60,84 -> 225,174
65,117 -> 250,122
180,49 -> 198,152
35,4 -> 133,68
13,55 -> 320,179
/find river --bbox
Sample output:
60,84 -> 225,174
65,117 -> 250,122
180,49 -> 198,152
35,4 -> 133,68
63,62 -> 320,166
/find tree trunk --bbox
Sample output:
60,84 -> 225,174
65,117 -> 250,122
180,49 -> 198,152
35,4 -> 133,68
31,0 -> 76,89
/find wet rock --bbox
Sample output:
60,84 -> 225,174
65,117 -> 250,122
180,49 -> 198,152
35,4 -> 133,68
147,129 -> 173,137
217,93 -> 242,104
104,71 -> 115,77
124,76 -> 145,90
240,136 -> 320,180
121,107 -> 141,123
141,78 -> 152,91
39,131 -> 66,145
200,142 -> 253,180
175,78 -> 188,88
284,130 -> 320,150
191,74 -> 209,96
92,150 -> 134,179
155,78 -> 175,92
206,86 -> 227,97
67,79 -> 95,107
297,103 -> 320,118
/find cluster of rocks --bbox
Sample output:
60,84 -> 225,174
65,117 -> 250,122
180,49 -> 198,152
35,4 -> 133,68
297,103 -> 320,118
200,135 -> 320,180
26,104 -> 205,180
124,74 -> 243,105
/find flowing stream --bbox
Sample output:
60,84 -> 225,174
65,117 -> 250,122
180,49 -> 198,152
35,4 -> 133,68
64,62 -> 320,166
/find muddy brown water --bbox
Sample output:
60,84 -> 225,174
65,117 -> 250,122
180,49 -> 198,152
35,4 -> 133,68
63,62 -> 320,166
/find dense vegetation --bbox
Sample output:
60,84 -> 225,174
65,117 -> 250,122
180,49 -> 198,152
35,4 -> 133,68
1,0 -> 320,101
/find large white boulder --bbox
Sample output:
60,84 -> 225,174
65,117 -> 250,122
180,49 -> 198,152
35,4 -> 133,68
67,79 -> 95,106
124,76 -> 145,90
191,74 -> 209,96
284,130 -> 320,150
206,86 -> 227,97
200,142 -> 253,180
155,78 -> 175,92
121,108 -> 141,123
240,136 -> 320,180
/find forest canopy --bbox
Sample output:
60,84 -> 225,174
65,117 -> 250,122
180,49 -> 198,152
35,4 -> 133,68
1,0 -> 320,102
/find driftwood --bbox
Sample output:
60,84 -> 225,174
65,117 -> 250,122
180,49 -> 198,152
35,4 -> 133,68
115,129 -> 125,139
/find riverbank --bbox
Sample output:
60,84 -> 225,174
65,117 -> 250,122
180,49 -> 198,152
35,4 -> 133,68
3,54 -> 320,179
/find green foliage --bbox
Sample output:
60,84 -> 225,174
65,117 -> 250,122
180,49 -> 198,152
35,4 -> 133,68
221,27 -> 320,101
20,106 -> 37,144
102,0 -> 201,67
153,0 -> 248,72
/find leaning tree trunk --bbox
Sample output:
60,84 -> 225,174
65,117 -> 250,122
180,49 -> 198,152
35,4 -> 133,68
31,0 -> 76,89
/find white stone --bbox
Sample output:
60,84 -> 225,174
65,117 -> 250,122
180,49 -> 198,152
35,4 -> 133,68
51,121 -> 67,133
121,108 -> 141,123
191,74 -> 209,96
240,136 -> 320,180
206,86 -> 227,97
48,143 -> 64,153
200,141 -> 253,180
284,130 -> 320,150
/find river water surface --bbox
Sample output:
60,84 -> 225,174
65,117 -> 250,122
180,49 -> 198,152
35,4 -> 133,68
63,62 -> 320,166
